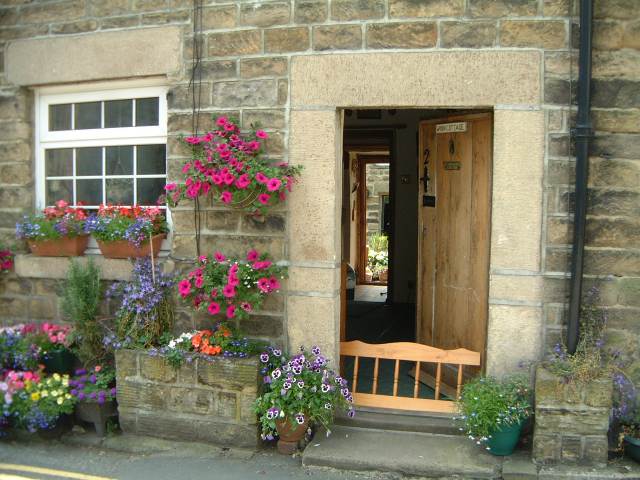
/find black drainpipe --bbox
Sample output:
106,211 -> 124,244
566,0 -> 594,354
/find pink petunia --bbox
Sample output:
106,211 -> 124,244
255,172 -> 268,184
228,274 -> 240,287
214,251 -> 226,262
222,284 -> 236,298
164,183 -> 177,192
235,174 -> 250,189
181,163 -> 192,174
247,249 -> 259,262
229,263 -> 239,274
241,302 -> 252,312
226,305 -> 236,319
178,279 -> 192,298
220,191 -> 232,204
223,172 -> 235,185
198,255 -> 208,263
256,130 -> 268,139
210,288 -> 218,298
269,277 -> 281,291
216,116 -> 228,127
266,178 -> 282,192
208,301 -> 221,315
195,276 -> 204,288
257,278 -> 270,293
258,193 -> 270,205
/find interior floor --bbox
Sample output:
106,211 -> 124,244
354,284 -> 387,302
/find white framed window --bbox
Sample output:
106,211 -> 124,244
35,80 -> 171,251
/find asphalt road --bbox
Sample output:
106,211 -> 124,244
0,438 -> 385,480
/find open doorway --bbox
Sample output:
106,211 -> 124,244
340,108 -> 492,412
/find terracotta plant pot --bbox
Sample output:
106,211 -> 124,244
75,399 -> 118,437
28,235 -> 89,257
275,417 -> 309,455
378,269 -> 388,282
97,234 -> 165,259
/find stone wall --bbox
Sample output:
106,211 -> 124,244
115,349 -> 260,448
0,0 -> 637,374
533,367 -> 612,466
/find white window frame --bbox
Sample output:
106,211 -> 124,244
35,79 -> 171,253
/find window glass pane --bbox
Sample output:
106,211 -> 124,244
105,146 -> 133,175
106,179 -> 133,205
74,102 -> 101,130
136,178 -> 165,205
46,179 -> 73,205
104,99 -> 132,128
135,97 -> 159,126
45,149 -> 73,177
76,147 -> 102,176
76,179 -> 103,205
49,104 -> 71,131
137,144 -> 166,174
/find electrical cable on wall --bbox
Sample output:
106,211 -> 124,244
189,0 -> 204,257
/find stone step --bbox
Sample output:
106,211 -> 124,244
302,424 -> 502,479
336,407 -> 462,436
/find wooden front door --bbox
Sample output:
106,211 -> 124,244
417,113 -> 492,364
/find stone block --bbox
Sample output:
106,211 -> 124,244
586,217 -> 640,248
28,296 -> 57,320
313,24 -> 362,51
0,163 -> 31,186
500,21 -> 567,49
203,5 -> 237,30
535,408 -> 610,436
197,357 -> 259,391
116,350 -> 139,379
594,0 -> 637,20
592,133 -> 640,159
141,10 -> 191,24
139,355 -> 177,383
200,60 -> 237,81
288,266 -> 337,294
533,433 -> 561,464
212,80 -> 278,108
240,2 -> 290,27
0,297 -> 28,319
294,0 -> 327,23
582,436 -> 608,465
7,27 -> 182,86
133,0 -> 170,12
240,57 -> 288,79
50,20 -> 99,35
330,0 -> 385,21
0,141 -> 31,163
241,109 -> 285,129
582,378 -> 613,408
240,314 -> 285,339
592,109 -> 640,134
543,0 -> 573,16
545,78 -> 572,105
366,22 -> 437,49
584,249 -> 640,277
287,295 -> 339,364
440,21 -> 497,48
560,436 -> 582,462
204,210 -> 241,232
208,30 -> 261,57
546,217 -> 572,245
264,27 -> 310,53
277,79 -> 288,105
215,391 -> 238,418
489,274 -> 543,304
390,0 -> 465,17
469,0 -> 538,17
100,16 -> 140,30
592,79 -> 640,108
20,0 -> 85,24
240,214 -> 285,234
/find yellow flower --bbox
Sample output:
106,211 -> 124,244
53,373 -> 61,381
41,390 -> 49,398
57,397 -> 64,405
30,392 -> 40,401
62,377 -> 69,387
65,394 -> 72,400
51,390 -> 60,397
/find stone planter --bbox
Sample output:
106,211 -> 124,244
533,366 -> 612,466
28,235 -> 89,257
75,399 -> 118,437
97,234 -> 165,259
115,349 -> 260,448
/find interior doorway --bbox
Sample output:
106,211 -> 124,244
340,109 -> 492,412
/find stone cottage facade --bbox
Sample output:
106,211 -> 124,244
0,0 -> 638,383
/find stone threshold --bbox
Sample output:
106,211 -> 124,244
14,254 -> 173,281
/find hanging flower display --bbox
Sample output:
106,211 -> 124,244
178,249 -> 286,321
165,116 -> 302,214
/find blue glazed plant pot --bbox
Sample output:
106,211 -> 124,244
624,436 -> 640,463
486,421 -> 523,456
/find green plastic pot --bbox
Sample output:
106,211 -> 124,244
625,436 -> 640,463
41,349 -> 75,375
486,421 -> 523,456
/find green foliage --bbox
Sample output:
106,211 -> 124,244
456,375 -> 531,443
61,259 -> 105,367
369,234 -> 388,252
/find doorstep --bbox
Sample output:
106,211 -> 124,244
302,424 -> 503,478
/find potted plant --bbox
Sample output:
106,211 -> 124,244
15,200 -> 90,256
166,116 -> 302,215
107,258 -> 174,348
0,326 -> 41,375
10,371 -> 76,439
178,249 -> 286,321
69,366 -> 117,437
457,375 -> 531,456
88,204 -> 168,258
61,259 -> 106,367
254,345 -> 355,454
25,323 -> 76,375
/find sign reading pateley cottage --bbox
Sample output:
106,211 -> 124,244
435,122 -> 467,133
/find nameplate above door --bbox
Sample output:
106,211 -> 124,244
435,122 -> 467,134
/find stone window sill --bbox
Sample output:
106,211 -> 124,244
14,254 -> 170,281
